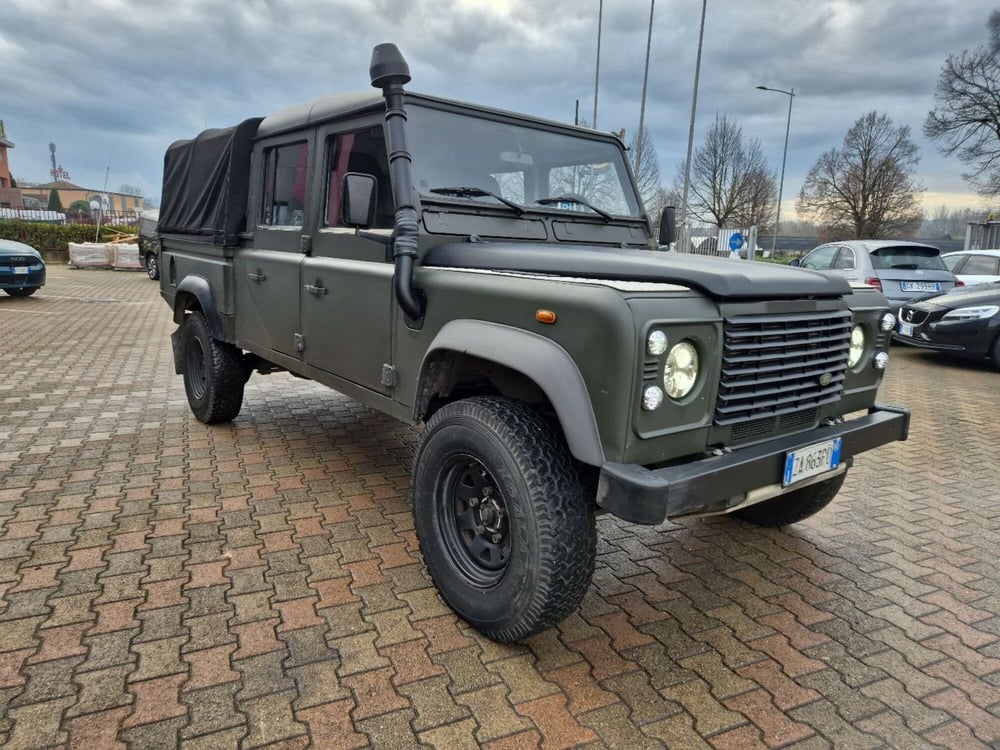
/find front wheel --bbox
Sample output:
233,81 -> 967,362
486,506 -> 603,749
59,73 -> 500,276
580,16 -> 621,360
731,471 -> 847,527
413,397 -> 596,642
179,311 -> 245,423
4,287 -> 37,297
146,252 -> 160,280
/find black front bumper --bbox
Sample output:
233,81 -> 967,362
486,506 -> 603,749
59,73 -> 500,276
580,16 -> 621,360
597,404 -> 910,525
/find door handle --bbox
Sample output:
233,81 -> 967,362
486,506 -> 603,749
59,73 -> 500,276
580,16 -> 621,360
247,271 -> 266,283
304,283 -> 327,296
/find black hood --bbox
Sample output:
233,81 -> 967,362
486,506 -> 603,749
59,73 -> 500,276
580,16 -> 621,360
422,242 -> 851,300
917,281 -> 1000,309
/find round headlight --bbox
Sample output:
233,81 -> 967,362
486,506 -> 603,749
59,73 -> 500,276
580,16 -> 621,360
880,312 -> 896,331
847,325 -> 865,368
642,385 -> 664,411
664,341 -> 698,399
874,351 -> 889,370
647,330 -> 668,356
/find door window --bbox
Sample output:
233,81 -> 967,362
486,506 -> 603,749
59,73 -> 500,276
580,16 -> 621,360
261,142 -> 309,227
962,254 -> 1000,275
832,247 -> 855,270
325,127 -> 393,228
802,245 -> 838,270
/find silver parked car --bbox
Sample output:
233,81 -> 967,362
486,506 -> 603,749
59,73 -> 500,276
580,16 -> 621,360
941,249 -> 1000,287
792,240 -> 960,311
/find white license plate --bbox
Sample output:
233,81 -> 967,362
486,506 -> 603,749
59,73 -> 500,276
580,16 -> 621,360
898,321 -> 913,337
901,281 -> 940,292
13,266 -> 28,274
783,438 -> 842,487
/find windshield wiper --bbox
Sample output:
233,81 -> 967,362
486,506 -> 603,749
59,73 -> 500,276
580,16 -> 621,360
535,196 -> 612,223
428,187 -> 524,215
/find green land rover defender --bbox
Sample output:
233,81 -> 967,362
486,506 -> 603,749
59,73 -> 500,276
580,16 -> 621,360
157,44 -> 909,641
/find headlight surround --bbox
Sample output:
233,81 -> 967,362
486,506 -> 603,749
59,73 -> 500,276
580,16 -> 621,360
847,325 -> 866,368
663,341 -> 698,399
942,305 -> 999,321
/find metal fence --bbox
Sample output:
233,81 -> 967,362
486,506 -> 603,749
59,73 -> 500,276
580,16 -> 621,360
675,225 -> 758,259
965,221 -> 1000,251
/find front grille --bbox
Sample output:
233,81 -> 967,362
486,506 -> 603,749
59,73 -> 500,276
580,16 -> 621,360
900,307 -> 928,325
0,256 -> 35,266
715,310 -> 852,428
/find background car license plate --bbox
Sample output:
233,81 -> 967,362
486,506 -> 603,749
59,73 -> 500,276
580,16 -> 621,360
14,266 -> 28,274
901,281 -> 940,292
783,438 -> 842,487
898,321 -> 913,336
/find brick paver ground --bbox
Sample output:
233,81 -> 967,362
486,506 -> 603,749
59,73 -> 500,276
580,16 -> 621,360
1,265 -> 998,749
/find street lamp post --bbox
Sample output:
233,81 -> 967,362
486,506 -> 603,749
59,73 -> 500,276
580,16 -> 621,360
755,85 -> 795,258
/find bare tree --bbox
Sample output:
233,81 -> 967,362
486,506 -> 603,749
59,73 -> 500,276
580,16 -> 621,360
679,115 -> 776,229
798,112 -> 923,239
626,127 -> 661,211
118,184 -> 144,197
924,11 -> 1000,197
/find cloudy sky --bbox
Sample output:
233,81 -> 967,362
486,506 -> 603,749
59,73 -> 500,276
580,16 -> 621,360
3,0 -> 998,220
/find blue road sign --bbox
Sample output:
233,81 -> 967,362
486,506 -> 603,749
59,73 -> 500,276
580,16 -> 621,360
729,232 -> 745,251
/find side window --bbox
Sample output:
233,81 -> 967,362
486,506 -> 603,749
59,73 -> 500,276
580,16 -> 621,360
802,245 -> 837,270
832,246 -> 855,270
942,254 -> 964,272
962,254 -> 1000,275
325,126 -> 394,229
261,142 -> 309,227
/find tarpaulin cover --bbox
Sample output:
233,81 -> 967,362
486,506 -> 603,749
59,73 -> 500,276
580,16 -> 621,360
158,117 -> 263,245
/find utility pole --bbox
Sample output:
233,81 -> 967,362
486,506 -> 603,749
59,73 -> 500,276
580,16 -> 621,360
636,0 -> 655,167
593,0 -> 603,128
680,0 -> 708,234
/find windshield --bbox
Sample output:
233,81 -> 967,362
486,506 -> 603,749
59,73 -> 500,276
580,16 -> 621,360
870,246 -> 947,271
406,105 -> 643,219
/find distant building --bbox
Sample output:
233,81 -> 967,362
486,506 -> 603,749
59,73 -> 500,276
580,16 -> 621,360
0,120 -> 21,208
19,180 -> 145,216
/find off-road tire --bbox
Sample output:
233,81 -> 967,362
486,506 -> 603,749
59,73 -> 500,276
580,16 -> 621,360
180,311 -> 245,424
4,287 -> 37,297
732,471 -> 847,527
146,252 -> 160,281
413,396 -> 596,642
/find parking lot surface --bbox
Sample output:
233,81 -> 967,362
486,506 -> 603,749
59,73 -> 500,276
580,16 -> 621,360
1,265 -> 998,749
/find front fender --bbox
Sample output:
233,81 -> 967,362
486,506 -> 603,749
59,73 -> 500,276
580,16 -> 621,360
417,320 -> 605,466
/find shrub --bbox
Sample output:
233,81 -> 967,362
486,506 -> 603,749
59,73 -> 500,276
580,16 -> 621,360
0,220 -> 137,251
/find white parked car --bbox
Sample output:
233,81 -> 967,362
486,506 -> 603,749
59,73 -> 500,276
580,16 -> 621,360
941,249 -> 1000,287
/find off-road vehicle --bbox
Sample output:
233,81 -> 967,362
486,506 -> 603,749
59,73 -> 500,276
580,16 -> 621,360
158,44 -> 909,641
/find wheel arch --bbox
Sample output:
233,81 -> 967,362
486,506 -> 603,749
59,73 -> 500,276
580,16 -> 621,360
172,275 -> 224,340
414,320 -> 605,466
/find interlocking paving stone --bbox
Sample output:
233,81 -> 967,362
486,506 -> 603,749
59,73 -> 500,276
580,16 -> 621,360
2,266 -> 1000,748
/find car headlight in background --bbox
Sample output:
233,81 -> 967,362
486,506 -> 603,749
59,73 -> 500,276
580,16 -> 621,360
847,325 -> 866,368
942,305 -> 999,321
664,341 -> 698,399
647,330 -> 668,356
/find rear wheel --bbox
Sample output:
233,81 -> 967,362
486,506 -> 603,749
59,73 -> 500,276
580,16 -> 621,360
731,471 -> 846,527
4,287 -> 37,297
146,252 -> 160,280
413,397 -> 596,642
179,311 -> 245,423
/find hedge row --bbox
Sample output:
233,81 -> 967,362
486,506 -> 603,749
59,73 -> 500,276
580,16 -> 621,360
0,220 -> 139,251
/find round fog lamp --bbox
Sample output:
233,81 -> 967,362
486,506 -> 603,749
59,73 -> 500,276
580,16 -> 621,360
647,330 -> 668,356
880,312 -> 896,331
642,385 -> 664,411
874,352 -> 889,370
847,325 -> 865,368
664,341 -> 698,399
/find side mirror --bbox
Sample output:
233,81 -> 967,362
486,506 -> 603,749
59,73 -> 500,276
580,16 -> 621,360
787,258 -> 801,267
342,173 -> 377,228
658,206 -> 676,247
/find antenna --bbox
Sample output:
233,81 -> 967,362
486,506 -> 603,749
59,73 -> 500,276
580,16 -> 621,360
94,142 -> 116,242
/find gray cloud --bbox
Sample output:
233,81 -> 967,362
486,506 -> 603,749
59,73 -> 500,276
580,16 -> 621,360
1,0 -> 996,209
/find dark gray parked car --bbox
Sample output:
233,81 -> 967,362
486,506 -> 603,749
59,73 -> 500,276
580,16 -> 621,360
0,238 -> 46,297
792,240 -> 960,312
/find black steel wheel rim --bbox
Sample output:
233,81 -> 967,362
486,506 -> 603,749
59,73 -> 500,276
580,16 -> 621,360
438,455 -> 511,587
186,337 -> 207,400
